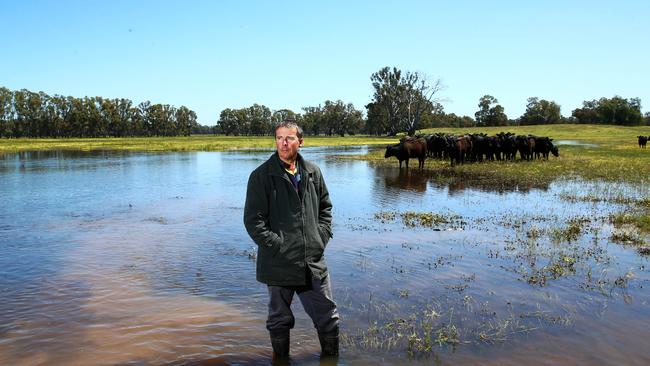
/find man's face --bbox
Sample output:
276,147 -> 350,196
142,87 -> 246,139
275,126 -> 302,163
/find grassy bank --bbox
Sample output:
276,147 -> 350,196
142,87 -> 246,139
0,135 -> 394,153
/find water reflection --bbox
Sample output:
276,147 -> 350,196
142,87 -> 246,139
381,168 -> 429,193
378,166 -> 551,197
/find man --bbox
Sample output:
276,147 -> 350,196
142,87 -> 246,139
243,120 -> 339,361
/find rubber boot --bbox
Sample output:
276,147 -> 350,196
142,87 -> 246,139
270,330 -> 290,364
318,326 -> 339,360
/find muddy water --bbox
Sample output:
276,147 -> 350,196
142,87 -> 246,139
1,148 -> 648,365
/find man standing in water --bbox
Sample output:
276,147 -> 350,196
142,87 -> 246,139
244,120 -> 339,362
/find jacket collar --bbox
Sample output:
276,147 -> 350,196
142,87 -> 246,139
268,152 -> 314,177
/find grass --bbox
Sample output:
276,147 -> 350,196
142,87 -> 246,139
0,134 -> 395,153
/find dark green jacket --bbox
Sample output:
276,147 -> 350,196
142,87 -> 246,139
244,152 -> 333,286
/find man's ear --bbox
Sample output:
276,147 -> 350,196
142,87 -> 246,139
299,138 -> 304,147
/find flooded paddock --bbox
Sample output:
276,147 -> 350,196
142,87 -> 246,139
1,147 -> 648,365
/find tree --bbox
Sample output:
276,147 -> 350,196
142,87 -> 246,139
175,106 -> 197,136
475,95 -> 508,126
364,101 -> 389,135
597,96 -> 642,125
519,97 -> 562,125
401,73 -> 443,135
13,89 -> 45,137
271,109 -> 299,126
302,105 -> 323,135
320,100 -> 363,136
442,113 -> 476,128
572,96 -> 643,125
571,100 -> 600,124
247,104 -> 272,135
0,87 -> 15,137
0,85 -> 199,138
370,66 -> 444,136
217,108 -> 240,135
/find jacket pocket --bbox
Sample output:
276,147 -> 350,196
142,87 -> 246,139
318,225 -> 332,248
270,230 -> 284,257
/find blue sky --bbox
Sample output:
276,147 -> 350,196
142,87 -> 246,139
2,0 -> 648,125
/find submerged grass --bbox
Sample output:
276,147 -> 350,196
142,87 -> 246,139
374,210 -> 465,230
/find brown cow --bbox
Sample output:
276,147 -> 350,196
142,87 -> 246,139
447,135 -> 473,166
384,137 -> 427,170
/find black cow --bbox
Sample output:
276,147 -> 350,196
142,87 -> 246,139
426,133 -> 448,159
516,135 -> 535,160
638,135 -> 648,148
497,132 -> 517,161
534,136 -> 559,159
384,137 -> 428,170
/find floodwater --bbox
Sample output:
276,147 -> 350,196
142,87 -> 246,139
1,147 -> 648,366
554,140 -> 599,147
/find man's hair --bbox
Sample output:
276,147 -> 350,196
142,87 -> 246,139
275,119 -> 303,139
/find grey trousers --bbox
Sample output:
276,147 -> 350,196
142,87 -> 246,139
266,272 -> 339,334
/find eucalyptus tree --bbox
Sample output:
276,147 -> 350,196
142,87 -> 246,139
571,100 -> 600,124
519,97 -> 562,125
475,95 -> 508,126
148,104 -> 177,136
49,94 -> 71,137
370,66 -> 444,136
137,101 -> 152,136
83,97 -> 103,137
0,87 -> 14,137
365,101 -> 389,135
572,96 -> 643,125
271,109 -> 299,126
175,106 -> 197,136
99,98 -> 119,137
247,103 -> 272,135
442,113 -> 476,128
217,108 -> 240,135
597,96 -> 642,125
67,96 -> 85,137
320,100 -> 363,136
13,89 -> 45,137
301,105 -> 323,135
115,98 -> 134,137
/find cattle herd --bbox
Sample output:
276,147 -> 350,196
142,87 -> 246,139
385,132 -> 560,169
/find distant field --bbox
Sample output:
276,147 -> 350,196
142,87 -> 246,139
2,124 -> 648,153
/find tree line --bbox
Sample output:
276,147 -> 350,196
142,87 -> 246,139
216,66 -> 648,136
0,87 -> 200,138
2,66 -> 648,138
216,100 -> 363,137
